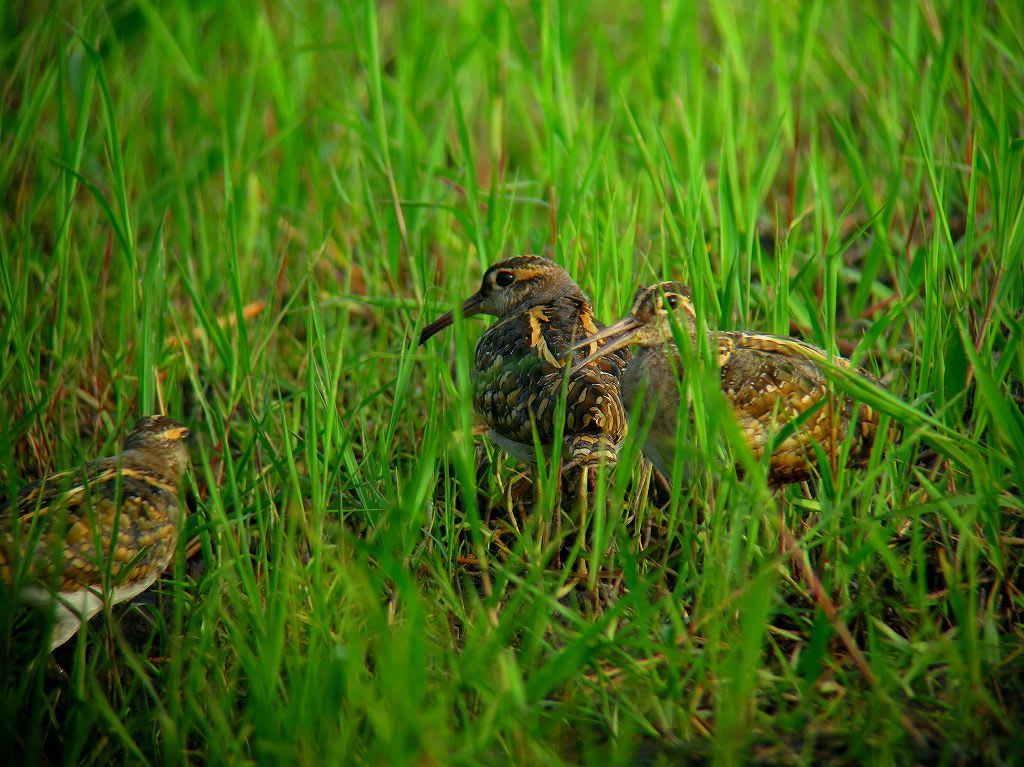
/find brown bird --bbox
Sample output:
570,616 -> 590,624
571,282 -> 881,485
419,255 -> 629,483
1,415 -> 192,650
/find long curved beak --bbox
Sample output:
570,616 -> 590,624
569,315 -> 644,374
419,292 -> 485,345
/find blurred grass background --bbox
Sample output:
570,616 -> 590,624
1,0 -> 1022,764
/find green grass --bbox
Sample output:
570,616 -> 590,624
2,0 -> 1023,763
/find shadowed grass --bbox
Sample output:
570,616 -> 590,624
1,0 -> 1023,764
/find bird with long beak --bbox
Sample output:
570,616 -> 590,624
570,282 -> 881,485
419,255 -> 629,510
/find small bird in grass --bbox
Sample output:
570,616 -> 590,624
1,415 -> 192,650
571,282 -> 881,485
419,255 -> 629,507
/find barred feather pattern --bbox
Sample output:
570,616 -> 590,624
472,296 -> 630,467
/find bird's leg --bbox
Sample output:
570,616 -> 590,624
652,466 -> 672,505
628,459 -> 653,549
501,472 -> 524,535
507,467 -> 535,530
574,463 -> 590,578
578,463 -> 589,535
547,457 -> 588,572
559,457 -> 605,580
542,458 -> 564,566
556,465 -> 567,562
779,490 -> 787,556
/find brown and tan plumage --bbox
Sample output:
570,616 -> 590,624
1,415 -> 192,650
572,282 -> 881,485
419,255 -> 629,473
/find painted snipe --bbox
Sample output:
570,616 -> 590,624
571,282 -> 881,485
1,415 -> 192,650
419,255 -> 630,485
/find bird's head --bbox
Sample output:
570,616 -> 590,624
569,282 -> 697,373
419,255 -> 584,344
124,415 -> 192,481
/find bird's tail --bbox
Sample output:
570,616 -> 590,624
566,433 -> 619,468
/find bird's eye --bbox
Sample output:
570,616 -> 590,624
665,294 -> 680,309
495,270 -> 516,288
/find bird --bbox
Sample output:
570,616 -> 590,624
570,282 -> 881,485
419,255 -> 630,492
1,415 -> 192,650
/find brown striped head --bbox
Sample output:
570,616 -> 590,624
627,282 -> 696,331
570,282 -> 697,373
123,415 -> 192,481
419,256 -> 586,344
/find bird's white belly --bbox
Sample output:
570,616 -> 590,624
22,572 -> 162,650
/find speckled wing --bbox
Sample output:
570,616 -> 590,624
718,332 -> 879,482
472,297 -> 629,462
1,457 -> 182,593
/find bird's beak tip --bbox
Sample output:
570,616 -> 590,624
418,291 -> 484,346
418,313 -> 453,345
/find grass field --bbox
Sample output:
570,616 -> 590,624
2,1 -> 1023,764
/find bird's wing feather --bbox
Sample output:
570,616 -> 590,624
472,298 -> 628,453
717,332 -> 880,481
718,333 -> 831,422
3,458 -> 180,592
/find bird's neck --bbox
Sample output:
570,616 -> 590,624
123,447 -> 188,485
643,319 -> 704,351
504,289 -> 588,321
